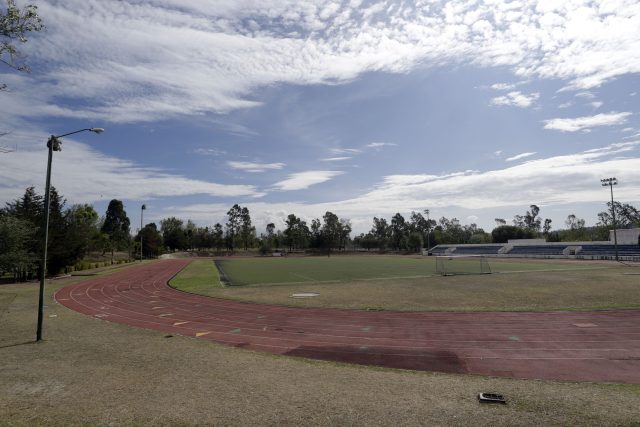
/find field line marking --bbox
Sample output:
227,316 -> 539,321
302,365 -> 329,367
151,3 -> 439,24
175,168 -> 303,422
290,272 -> 317,282
494,266 -> 608,274
242,275 -> 439,287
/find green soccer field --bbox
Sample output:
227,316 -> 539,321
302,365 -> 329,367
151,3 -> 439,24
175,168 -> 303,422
216,255 -> 599,286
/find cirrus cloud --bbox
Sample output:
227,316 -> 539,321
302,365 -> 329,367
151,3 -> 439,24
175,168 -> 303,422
543,112 -> 632,132
3,0 -> 639,124
227,161 -> 286,173
272,170 -> 344,191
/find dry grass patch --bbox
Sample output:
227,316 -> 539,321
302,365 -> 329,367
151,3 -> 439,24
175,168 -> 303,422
1,272 -> 640,425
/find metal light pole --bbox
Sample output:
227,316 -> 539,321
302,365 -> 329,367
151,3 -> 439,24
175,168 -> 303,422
423,209 -> 431,251
140,204 -> 146,262
601,177 -> 619,261
37,128 -> 104,342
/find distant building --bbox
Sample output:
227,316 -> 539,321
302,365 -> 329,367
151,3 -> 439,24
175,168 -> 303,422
611,228 -> 640,245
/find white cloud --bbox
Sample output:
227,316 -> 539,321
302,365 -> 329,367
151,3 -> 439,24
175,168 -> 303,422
2,0 -> 637,123
558,101 -> 573,109
494,150 -> 503,156
366,142 -> 397,149
589,101 -> 603,109
490,83 -> 517,90
490,91 -> 539,108
272,170 -> 344,191
320,157 -> 352,161
227,161 -> 286,173
193,148 -> 227,156
330,148 -> 361,155
575,91 -> 596,99
543,112 -> 632,132
167,141 -> 640,234
505,152 -> 537,162
0,133 -> 262,203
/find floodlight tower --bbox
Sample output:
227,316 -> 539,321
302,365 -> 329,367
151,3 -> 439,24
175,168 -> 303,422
37,128 -> 104,342
140,204 -> 146,262
601,177 -> 619,261
424,209 -> 431,251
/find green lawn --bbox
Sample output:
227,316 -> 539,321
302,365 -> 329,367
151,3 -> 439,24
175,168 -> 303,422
168,256 -> 640,312
169,259 -> 222,296
217,255 -> 601,286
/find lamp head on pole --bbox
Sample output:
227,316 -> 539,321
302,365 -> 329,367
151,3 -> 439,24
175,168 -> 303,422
47,136 -> 62,152
601,177 -> 617,187
90,128 -> 105,134
142,204 -> 147,210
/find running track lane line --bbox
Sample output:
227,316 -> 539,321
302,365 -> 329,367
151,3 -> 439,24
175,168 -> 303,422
55,259 -> 640,384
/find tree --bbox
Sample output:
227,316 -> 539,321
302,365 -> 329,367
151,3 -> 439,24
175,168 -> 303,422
597,202 -> 640,229
321,211 -> 340,256
44,187 -> 74,274
3,186 -> 42,224
101,199 -> 131,260
3,186 -> 43,258
225,204 -> 242,251
61,204 -> 100,267
406,232 -> 423,252
543,218 -> 553,236
359,232 -> 378,251
390,213 -> 407,250
160,217 -> 186,252
213,223 -> 224,253
491,225 -> 535,243
371,217 -> 389,250
409,211 -> 434,248
494,218 -> 506,226
135,223 -> 163,258
565,214 -> 585,230
337,218 -> 352,250
184,220 -> 197,250
1,0 -> 44,90
435,217 -> 466,244
239,207 -> 254,250
284,214 -> 310,251
0,215 -> 36,281
523,205 -> 541,232
310,218 -> 323,249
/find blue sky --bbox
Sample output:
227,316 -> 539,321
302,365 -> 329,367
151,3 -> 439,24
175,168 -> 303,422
1,0 -> 639,235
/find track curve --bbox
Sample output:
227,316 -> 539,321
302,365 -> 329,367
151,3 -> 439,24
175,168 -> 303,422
55,259 -> 640,383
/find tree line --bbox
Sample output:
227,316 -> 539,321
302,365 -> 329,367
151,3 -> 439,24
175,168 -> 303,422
3,186 -> 639,281
0,187 -> 133,281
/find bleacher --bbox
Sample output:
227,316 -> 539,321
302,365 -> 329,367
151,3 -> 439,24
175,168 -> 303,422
428,246 -> 449,255
579,244 -> 640,257
508,245 -> 567,256
452,245 -> 503,255
428,242 -> 640,259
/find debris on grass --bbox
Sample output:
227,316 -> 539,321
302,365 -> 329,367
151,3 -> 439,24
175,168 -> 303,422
478,392 -> 507,404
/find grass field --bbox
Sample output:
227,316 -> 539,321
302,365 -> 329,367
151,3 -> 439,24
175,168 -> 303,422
168,258 -> 221,297
2,265 -> 640,425
216,255 -> 601,286
172,256 -> 640,312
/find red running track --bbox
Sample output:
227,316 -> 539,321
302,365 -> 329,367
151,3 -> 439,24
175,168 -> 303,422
55,259 -> 640,384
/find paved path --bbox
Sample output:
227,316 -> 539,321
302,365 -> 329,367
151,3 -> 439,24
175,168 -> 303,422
55,259 -> 640,383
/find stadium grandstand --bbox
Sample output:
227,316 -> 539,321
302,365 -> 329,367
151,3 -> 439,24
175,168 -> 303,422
428,228 -> 640,261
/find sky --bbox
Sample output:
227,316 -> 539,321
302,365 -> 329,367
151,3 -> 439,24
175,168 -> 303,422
1,0 -> 639,235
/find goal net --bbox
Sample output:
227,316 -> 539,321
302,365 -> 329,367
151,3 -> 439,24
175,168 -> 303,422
435,255 -> 491,276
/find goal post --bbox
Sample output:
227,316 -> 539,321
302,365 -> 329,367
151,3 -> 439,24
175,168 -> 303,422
435,255 -> 491,276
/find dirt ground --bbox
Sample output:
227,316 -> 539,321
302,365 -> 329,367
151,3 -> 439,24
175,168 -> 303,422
1,271 -> 640,426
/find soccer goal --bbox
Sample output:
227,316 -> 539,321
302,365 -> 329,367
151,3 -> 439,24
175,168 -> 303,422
435,255 -> 491,276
